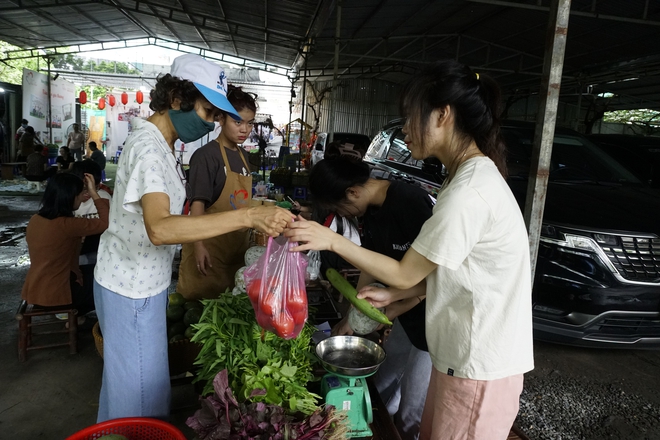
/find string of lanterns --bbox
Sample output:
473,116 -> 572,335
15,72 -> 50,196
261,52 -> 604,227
77,90 -> 144,109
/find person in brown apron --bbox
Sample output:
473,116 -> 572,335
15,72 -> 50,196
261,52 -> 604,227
177,86 -> 258,299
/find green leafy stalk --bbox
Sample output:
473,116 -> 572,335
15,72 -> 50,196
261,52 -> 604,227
191,292 -> 320,415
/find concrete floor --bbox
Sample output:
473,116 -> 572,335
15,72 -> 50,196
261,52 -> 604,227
2,193 -> 660,440
0,195 -> 197,439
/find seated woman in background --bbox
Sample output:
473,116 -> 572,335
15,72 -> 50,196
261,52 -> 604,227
21,172 -> 109,327
70,159 -> 113,300
56,146 -> 75,172
24,145 -> 57,182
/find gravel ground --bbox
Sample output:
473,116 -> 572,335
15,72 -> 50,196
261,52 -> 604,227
518,371 -> 660,439
517,343 -> 660,440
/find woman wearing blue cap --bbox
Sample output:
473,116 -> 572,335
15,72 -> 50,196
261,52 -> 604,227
93,54 -> 292,422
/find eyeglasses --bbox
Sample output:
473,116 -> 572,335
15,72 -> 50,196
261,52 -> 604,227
176,158 -> 192,200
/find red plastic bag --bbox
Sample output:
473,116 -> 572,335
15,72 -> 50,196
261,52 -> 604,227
243,236 -> 308,339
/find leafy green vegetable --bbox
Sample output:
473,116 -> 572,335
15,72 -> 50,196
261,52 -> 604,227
186,369 -> 348,440
191,292 -> 320,415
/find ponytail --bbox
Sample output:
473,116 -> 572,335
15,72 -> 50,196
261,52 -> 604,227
400,60 -> 507,178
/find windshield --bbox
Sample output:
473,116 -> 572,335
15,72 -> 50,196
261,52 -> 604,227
504,129 -> 642,185
365,128 -> 424,167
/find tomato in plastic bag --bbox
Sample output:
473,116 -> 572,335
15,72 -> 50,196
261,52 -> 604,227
243,236 -> 309,339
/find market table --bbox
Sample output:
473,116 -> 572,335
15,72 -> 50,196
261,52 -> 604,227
1,162 -> 26,180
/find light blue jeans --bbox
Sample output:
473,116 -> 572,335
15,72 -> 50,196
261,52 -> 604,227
94,280 -> 170,422
373,319 -> 433,440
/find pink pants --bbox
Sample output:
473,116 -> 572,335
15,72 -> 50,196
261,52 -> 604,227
420,368 -> 524,440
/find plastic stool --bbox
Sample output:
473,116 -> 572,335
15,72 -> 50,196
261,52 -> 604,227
26,181 -> 44,192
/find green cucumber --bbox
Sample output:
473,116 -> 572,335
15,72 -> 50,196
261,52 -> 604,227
326,268 -> 392,325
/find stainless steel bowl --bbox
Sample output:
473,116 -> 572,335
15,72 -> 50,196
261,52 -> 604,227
316,335 -> 386,377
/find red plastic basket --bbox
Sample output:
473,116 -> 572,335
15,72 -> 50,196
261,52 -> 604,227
65,417 -> 187,440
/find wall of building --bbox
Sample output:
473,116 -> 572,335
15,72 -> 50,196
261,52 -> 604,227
307,78 -> 401,137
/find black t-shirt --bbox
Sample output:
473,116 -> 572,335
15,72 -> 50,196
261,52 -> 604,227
56,155 -> 75,170
361,180 -> 435,351
188,141 -> 250,209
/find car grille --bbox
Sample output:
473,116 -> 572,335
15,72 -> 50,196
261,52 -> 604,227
594,316 -> 660,337
599,237 -> 660,283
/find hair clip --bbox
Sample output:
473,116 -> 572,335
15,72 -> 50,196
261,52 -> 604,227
475,73 -> 480,80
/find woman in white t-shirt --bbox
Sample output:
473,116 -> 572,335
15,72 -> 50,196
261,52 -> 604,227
286,60 -> 533,439
93,54 -> 292,423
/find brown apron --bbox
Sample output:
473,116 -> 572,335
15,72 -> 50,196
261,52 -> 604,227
177,145 -> 252,299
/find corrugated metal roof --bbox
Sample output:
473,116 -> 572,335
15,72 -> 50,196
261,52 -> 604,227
1,0 -> 659,110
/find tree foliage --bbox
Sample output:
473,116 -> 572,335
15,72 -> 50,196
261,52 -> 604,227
603,109 -> 660,135
2,40 -> 143,107
0,41 -> 40,85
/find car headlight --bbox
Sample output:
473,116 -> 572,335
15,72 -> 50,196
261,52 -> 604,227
563,234 -> 602,253
540,228 -> 619,274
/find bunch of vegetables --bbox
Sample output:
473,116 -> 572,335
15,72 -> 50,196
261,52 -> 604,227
190,292 -> 320,415
187,369 -> 348,440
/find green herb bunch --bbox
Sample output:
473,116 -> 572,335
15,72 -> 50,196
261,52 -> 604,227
191,292 -> 320,415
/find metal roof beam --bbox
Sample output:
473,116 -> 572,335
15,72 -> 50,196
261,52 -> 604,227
4,0 -> 100,43
109,0 -> 302,40
1,38 -> 292,76
0,16 -> 53,45
215,0 -> 239,57
466,0 -> 660,27
107,0 -> 155,37
175,0 -> 211,49
69,7 -> 123,41
145,3 -> 185,43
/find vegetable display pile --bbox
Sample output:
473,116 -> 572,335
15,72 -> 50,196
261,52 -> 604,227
187,369 -> 348,440
191,292 -> 320,415
166,292 -> 203,342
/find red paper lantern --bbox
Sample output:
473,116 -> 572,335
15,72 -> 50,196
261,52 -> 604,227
79,90 -> 87,105
136,90 -> 144,104
98,97 -> 106,110
121,91 -> 128,106
108,95 -> 116,107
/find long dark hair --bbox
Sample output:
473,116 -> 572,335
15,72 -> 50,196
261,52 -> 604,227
149,73 -> 203,113
70,159 -> 102,186
309,157 -> 371,212
400,60 -> 507,177
37,173 -> 84,219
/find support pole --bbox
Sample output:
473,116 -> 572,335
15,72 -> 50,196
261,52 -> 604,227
46,57 -> 53,144
327,0 -> 342,143
524,0 -> 572,280
300,53 -> 308,170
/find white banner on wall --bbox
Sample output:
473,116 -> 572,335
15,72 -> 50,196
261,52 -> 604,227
101,90 -> 153,159
22,68 -> 76,145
